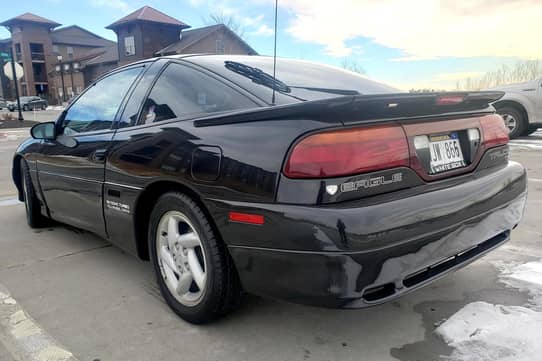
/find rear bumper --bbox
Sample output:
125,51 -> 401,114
207,161 -> 527,308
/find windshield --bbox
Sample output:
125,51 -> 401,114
192,55 -> 399,103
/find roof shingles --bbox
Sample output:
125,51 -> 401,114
0,12 -> 61,27
157,24 -> 257,56
106,6 -> 189,30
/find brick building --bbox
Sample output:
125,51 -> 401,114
0,6 -> 257,104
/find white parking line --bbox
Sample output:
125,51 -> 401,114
0,285 -> 78,361
530,178 -> 542,183
0,198 -> 20,207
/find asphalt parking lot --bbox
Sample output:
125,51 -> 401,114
0,127 -> 541,361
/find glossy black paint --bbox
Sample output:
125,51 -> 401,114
12,55 -> 527,309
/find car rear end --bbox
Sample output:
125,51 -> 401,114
208,91 -> 527,308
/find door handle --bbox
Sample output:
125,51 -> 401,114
92,149 -> 107,162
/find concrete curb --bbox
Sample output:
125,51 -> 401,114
0,285 -> 78,361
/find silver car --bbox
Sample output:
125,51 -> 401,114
7,96 -> 48,112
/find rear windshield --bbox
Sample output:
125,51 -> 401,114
190,56 -> 399,103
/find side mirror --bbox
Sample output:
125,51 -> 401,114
30,122 -> 56,140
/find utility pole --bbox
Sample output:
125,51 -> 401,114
57,55 -> 66,103
9,48 -> 23,122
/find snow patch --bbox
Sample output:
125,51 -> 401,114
436,301 -> 542,361
495,260 -> 542,309
435,260 -> 542,361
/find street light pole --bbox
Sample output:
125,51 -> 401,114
57,55 -> 66,103
69,64 -> 75,97
9,48 -> 23,122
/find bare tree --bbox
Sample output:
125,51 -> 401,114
340,57 -> 366,75
456,60 -> 542,90
204,11 -> 246,40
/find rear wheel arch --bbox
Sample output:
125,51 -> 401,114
493,100 -> 529,121
493,100 -> 529,137
133,180 -> 221,261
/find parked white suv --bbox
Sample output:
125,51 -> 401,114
489,78 -> 542,138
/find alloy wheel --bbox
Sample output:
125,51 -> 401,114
502,113 -> 517,133
156,211 -> 207,307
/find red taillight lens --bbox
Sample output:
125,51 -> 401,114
480,114 -> 509,148
435,95 -> 465,106
284,125 -> 409,179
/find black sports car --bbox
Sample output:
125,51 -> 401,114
12,55 -> 527,324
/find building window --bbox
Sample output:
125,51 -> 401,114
29,43 -> 45,61
14,43 -> 22,61
53,45 -> 59,54
124,36 -> 135,56
216,39 -> 225,54
67,47 -> 74,60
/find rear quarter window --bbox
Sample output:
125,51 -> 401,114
137,62 -> 259,125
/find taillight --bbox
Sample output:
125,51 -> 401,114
435,95 -> 465,106
480,114 -> 509,148
284,125 -> 409,179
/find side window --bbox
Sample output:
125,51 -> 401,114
62,67 -> 143,134
138,63 -> 257,125
124,36 -> 135,56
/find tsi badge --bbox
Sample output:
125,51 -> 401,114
326,172 -> 404,195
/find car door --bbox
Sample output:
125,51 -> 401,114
29,97 -> 38,109
36,65 -> 145,236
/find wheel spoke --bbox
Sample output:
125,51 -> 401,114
176,272 -> 193,295
177,232 -> 199,249
167,216 -> 178,250
162,261 -> 178,292
160,246 -> 179,275
188,249 -> 206,290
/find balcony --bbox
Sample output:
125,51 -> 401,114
31,52 -> 45,62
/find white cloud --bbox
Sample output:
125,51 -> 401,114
388,56 -> 438,62
242,14 -> 264,27
90,0 -> 130,13
189,0 -> 205,6
275,0 -> 542,58
250,24 -> 274,37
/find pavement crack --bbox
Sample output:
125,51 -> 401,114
0,244 -> 112,271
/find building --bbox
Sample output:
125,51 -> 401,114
0,6 -> 257,104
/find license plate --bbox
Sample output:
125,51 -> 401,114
429,133 -> 465,174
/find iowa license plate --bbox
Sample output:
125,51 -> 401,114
429,133 -> 465,174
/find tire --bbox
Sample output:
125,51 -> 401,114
20,159 -> 48,228
524,125 -> 539,136
149,192 -> 244,324
41,104 -> 47,110
497,106 -> 526,139
22,104 -> 28,111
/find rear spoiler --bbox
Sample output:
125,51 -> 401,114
194,91 -> 504,127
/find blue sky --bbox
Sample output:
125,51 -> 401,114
1,0 -> 539,90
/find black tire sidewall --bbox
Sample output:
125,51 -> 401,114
499,107 -> 525,138
148,192 -> 225,324
20,159 -> 43,228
